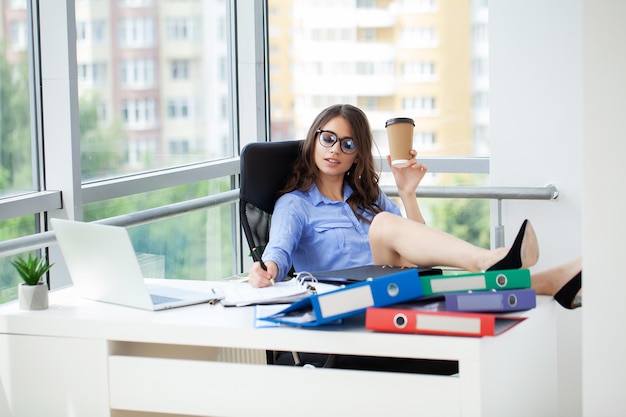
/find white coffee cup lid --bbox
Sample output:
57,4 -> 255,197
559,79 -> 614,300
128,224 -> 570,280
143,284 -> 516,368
391,159 -> 409,168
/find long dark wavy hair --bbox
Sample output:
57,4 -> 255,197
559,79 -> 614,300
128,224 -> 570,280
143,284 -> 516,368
280,104 -> 383,224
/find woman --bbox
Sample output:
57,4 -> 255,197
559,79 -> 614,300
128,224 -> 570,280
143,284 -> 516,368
248,104 -> 581,309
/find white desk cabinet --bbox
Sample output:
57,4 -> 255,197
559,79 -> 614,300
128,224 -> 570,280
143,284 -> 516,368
0,280 -> 558,417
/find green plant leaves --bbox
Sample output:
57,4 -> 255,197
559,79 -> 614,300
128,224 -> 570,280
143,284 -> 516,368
10,254 -> 54,286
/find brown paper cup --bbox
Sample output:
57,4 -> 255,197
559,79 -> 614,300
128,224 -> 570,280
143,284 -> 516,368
385,118 -> 415,168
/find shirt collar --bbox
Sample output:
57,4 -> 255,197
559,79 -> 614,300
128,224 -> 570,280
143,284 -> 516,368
307,183 -> 354,205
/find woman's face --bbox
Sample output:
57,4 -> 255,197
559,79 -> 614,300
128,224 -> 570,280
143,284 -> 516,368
314,116 -> 358,180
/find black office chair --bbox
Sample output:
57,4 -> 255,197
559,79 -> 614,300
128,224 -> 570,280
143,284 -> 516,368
239,140 -> 457,373
240,140 -> 309,365
239,140 -> 303,270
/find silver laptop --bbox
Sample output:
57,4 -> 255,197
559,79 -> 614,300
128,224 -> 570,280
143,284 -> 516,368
51,218 -> 220,311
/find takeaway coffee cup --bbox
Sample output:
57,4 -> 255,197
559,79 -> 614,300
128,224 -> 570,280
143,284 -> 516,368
385,117 -> 415,168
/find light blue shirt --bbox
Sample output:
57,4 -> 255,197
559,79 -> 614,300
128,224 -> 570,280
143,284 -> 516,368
262,183 -> 402,281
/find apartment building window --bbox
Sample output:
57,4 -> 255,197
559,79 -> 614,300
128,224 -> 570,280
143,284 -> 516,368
218,15 -> 226,42
403,96 -> 436,115
78,62 -> 107,86
356,62 -> 374,75
473,92 -> 489,109
96,101 -> 107,124
167,98 -> 192,120
76,20 -> 107,43
119,18 -> 155,47
359,28 -> 377,42
122,98 -> 157,128
311,28 -> 353,42
10,20 -> 27,51
220,96 -> 228,119
171,59 -> 190,80
219,56 -> 227,81
362,97 -> 377,110
473,23 -> 488,43
474,125 -> 489,142
166,18 -> 200,42
403,61 -> 437,82
76,21 -> 87,41
121,58 -> 157,88
127,138 -> 157,167
169,139 -> 190,155
401,27 -> 438,48
416,132 -> 436,150
473,57 -> 488,77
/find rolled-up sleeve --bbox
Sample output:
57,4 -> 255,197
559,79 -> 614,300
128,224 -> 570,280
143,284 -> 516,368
261,194 -> 304,281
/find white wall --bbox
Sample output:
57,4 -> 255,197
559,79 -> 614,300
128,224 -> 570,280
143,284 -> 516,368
489,1 -> 583,416
582,1 -> 626,416
490,0 -> 583,266
492,1 -> 626,415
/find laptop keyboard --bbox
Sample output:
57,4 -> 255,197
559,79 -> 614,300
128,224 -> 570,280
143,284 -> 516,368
151,294 -> 181,305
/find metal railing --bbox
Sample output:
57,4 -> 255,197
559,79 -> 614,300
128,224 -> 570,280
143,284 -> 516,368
383,184 -> 559,247
0,185 -> 558,258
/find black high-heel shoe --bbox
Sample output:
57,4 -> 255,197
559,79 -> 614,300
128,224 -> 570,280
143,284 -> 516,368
554,271 -> 582,309
487,219 -> 539,271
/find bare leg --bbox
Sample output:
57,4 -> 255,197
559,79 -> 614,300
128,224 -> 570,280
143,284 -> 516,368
369,212 -> 580,306
369,212 -> 512,272
531,257 -> 582,296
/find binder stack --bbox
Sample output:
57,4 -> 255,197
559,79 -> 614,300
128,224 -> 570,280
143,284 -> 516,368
365,268 -> 537,337
257,265 -> 537,337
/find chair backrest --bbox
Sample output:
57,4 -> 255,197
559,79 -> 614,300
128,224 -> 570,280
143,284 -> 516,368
239,140 -> 304,259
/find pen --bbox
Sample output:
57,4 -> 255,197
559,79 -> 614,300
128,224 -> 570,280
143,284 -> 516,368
252,247 -> 274,285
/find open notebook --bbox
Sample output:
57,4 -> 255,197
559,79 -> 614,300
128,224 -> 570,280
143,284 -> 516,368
51,219 -> 220,311
220,272 -> 339,307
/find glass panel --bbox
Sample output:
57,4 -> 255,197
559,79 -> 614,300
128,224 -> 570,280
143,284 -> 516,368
268,0 -> 489,157
83,178 -> 236,280
0,3 -> 40,304
268,0 -> 490,243
0,4 -> 37,199
76,0 -> 233,183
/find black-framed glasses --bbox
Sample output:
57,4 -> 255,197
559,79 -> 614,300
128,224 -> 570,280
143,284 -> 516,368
316,129 -> 357,154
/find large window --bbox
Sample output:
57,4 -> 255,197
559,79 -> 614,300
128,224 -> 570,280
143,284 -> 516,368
0,0 -> 491,306
75,0 -> 236,283
77,0 -> 232,181
0,4 -> 36,199
267,0 -> 490,244
0,0 -> 239,304
0,1 -> 39,303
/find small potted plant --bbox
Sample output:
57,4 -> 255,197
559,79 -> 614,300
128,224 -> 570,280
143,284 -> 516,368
11,253 -> 54,310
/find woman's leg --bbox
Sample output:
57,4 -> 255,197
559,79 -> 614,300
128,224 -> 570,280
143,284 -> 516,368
369,212 -> 581,306
368,212 -> 533,272
531,257 -> 582,296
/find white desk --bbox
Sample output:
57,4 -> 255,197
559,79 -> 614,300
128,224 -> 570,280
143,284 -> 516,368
0,279 -> 558,417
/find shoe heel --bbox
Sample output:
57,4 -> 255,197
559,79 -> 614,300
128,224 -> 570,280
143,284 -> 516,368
554,271 -> 582,309
488,219 -> 539,271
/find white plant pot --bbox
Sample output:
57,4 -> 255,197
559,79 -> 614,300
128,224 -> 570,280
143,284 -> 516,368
18,283 -> 49,310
